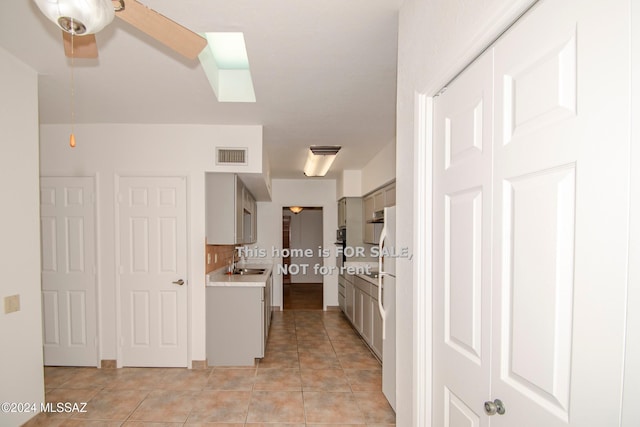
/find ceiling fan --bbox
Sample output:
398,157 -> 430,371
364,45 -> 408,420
33,0 -> 207,59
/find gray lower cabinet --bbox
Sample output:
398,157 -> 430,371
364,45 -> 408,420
343,274 -> 355,323
349,275 -> 383,360
206,283 -> 271,366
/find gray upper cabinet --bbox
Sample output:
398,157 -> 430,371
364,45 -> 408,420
363,181 -> 395,244
206,173 -> 257,245
337,197 -> 364,250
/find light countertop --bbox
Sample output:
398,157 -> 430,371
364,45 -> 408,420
206,263 -> 273,287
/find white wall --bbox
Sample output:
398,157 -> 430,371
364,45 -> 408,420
361,139 -> 396,195
256,179 -> 337,309
286,209 -> 324,283
336,170 -> 362,199
39,123 -> 262,363
396,0 -> 535,425
0,47 -> 45,426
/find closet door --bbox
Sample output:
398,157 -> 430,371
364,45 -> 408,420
432,0 -> 631,426
490,0 -> 629,426
432,51 -> 494,427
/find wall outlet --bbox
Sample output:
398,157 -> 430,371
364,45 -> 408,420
4,294 -> 20,314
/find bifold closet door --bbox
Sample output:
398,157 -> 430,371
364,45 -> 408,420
432,0 -> 630,426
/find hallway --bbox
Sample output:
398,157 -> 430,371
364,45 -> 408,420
24,310 -> 395,426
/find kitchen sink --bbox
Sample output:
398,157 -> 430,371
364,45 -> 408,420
233,268 -> 266,275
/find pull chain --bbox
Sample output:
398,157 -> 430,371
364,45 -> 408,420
69,29 -> 76,148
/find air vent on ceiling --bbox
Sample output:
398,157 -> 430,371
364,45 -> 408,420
216,148 -> 248,165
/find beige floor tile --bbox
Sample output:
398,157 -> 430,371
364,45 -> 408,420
258,351 -> 299,369
300,369 -> 351,392
266,340 -> 299,353
43,387 -> 102,419
44,367 -> 82,389
104,368 -> 169,391
158,368 -> 212,391
325,327 -> 360,341
184,424 -> 244,427
296,340 -> 335,354
245,424 -> 305,427
187,390 -> 251,423
128,389 -> 196,423
353,391 -> 396,424
337,352 -> 382,370
344,369 -> 383,391
330,339 -> 370,355
302,391 -> 366,424
298,352 -> 342,370
246,391 -> 305,423
59,420 -> 124,426
205,368 -> 256,390
123,421 -> 183,426
72,389 -> 148,421
20,413 -> 68,427
294,329 -> 330,341
58,368 -> 119,390
254,368 -> 302,391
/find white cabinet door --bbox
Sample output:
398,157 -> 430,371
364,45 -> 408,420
118,176 -> 188,367
40,177 -> 97,366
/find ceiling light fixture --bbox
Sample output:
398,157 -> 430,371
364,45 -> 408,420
303,146 -> 342,177
34,0 -> 116,35
289,206 -> 303,214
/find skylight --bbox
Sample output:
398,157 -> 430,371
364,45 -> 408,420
199,32 -> 256,103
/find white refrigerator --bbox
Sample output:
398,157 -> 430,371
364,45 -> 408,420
378,206 -> 396,410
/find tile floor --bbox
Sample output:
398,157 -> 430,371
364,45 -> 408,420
23,310 -> 395,426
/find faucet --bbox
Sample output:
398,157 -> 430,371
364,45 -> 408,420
232,249 -> 238,271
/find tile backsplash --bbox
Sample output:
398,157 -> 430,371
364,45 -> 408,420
205,244 -> 236,274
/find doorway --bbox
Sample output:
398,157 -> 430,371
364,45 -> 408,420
282,207 -> 323,310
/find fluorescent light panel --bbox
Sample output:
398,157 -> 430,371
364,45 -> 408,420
303,146 -> 341,177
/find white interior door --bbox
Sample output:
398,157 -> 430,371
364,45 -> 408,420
490,0 -> 629,425
118,176 -> 188,367
432,0 -> 630,425
40,177 -> 97,366
432,51 -> 494,427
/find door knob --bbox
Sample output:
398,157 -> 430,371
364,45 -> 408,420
484,399 -> 505,416
172,279 -> 185,286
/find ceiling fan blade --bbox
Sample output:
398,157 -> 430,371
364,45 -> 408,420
63,32 -> 99,58
115,0 -> 207,60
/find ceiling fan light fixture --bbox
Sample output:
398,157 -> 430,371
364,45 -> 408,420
303,146 -> 341,177
34,0 -> 115,35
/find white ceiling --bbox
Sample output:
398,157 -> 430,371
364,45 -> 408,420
0,0 -> 400,179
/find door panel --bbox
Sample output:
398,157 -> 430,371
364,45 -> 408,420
433,51 -> 494,427
40,177 -> 97,366
433,0 -> 630,425
491,0 -> 629,425
119,176 -> 188,367
445,388 -> 481,427
501,166 -> 575,416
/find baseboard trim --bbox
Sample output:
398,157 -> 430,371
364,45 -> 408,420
325,305 -> 341,311
191,360 -> 207,370
100,359 -> 116,369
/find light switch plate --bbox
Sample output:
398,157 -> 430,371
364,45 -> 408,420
4,294 -> 20,314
